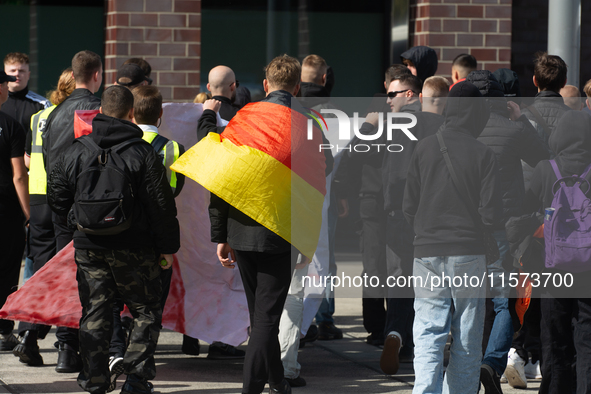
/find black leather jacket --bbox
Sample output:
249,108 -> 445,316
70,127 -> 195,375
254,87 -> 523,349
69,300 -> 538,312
48,114 -> 180,254
42,88 -> 101,176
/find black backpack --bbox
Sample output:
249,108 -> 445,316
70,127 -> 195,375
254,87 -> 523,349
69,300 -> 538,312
73,136 -> 143,235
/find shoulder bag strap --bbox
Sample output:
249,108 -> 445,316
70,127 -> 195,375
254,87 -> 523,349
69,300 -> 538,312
436,131 -> 486,230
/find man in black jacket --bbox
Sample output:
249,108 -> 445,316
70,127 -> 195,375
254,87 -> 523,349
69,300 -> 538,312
521,52 -> 571,189
200,55 -> 332,394
1,52 -> 50,128
466,70 -> 549,393
20,50 -> 102,373
403,81 -> 500,394
48,85 -> 179,394
376,74 -> 446,376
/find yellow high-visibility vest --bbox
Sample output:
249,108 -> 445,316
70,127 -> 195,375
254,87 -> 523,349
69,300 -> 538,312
29,105 -> 56,195
142,130 -> 183,196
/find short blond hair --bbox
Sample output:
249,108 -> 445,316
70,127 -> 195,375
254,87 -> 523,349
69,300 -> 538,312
4,52 -> 29,65
422,76 -> 450,97
302,54 -> 327,84
265,54 -> 301,91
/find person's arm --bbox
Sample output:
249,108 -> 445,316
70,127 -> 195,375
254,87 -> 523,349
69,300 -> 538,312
140,148 -> 180,255
514,113 -> 551,168
47,155 -> 74,216
209,193 -> 234,267
197,100 -> 226,142
524,162 -> 545,215
478,150 -> 501,228
402,147 -> 421,227
24,154 -> 30,169
11,156 -> 29,221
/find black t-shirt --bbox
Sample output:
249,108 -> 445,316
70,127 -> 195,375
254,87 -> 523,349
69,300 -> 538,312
0,112 -> 26,213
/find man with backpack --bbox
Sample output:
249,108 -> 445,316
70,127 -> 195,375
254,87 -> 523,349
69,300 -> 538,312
108,84 -> 185,391
47,85 -> 180,394
525,111 -> 591,394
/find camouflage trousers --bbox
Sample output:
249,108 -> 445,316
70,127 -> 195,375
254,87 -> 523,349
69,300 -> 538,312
75,248 -> 162,394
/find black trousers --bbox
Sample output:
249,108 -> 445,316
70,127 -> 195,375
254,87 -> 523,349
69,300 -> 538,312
0,213 -> 25,335
18,203 -> 55,339
19,211 -> 78,346
539,296 -> 591,394
235,249 -> 294,394
384,211 -> 415,346
360,195 -> 387,335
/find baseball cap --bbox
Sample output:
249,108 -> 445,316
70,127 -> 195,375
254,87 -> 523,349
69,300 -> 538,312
116,64 -> 147,87
0,71 -> 17,84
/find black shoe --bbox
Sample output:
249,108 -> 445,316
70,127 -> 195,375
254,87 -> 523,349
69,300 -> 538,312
181,335 -> 200,356
299,324 -> 318,349
55,343 -> 82,373
480,364 -> 503,394
317,322 -> 343,340
366,332 -> 385,347
0,333 -> 19,351
380,333 -> 401,375
121,374 -> 154,394
207,342 -> 245,359
13,330 -> 43,366
285,376 -> 306,387
269,379 -> 291,394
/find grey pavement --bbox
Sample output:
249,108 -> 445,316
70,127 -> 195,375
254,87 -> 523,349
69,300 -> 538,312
0,259 -> 541,394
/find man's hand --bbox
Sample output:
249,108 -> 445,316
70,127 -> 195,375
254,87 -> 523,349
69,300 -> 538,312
217,242 -> 236,269
365,112 -> 380,127
507,101 -> 522,121
295,255 -> 311,270
338,198 -> 349,218
159,254 -> 173,270
203,99 -> 222,113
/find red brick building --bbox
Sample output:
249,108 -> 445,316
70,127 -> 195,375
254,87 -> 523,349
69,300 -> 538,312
104,0 -> 202,102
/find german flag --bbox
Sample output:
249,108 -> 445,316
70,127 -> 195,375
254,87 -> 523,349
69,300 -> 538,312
171,99 -> 327,258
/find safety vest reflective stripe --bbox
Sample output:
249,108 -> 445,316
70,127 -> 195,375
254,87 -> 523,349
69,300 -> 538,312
29,106 -> 56,195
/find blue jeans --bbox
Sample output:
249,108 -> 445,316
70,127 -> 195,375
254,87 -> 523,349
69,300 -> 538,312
482,230 -> 513,375
23,257 -> 34,283
412,255 -> 486,394
316,190 -> 338,325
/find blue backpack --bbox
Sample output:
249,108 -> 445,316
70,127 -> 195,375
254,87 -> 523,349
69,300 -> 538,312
544,159 -> 591,272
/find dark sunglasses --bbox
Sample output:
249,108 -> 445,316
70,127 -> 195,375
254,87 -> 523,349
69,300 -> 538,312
387,89 -> 416,98
230,80 -> 240,88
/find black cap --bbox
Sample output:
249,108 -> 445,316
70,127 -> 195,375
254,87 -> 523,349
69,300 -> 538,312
116,64 -> 147,87
0,71 -> 16,84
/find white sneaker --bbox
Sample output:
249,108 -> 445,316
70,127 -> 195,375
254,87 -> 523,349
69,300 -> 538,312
504,348 -> 527,389
524,359 -> 542,379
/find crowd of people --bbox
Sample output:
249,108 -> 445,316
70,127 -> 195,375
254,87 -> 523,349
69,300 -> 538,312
0,44 -> 590,394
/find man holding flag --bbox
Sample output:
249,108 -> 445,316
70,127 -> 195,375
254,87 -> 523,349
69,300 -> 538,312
172,54 -> 332,394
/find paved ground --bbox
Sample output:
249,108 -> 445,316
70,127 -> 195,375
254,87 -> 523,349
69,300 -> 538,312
0,260 -> 541,394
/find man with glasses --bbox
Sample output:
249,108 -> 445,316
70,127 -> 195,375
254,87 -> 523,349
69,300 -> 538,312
206,65 -> 239,121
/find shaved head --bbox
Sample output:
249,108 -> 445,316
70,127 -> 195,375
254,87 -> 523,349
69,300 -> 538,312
560,85 -> 583,110
207,65 -> 236,99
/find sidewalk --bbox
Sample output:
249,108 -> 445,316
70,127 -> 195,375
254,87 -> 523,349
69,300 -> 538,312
0,261 -> 541,393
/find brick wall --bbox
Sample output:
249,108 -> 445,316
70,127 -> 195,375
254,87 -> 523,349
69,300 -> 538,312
104,0 -> 201,102
409,0 -> 511,79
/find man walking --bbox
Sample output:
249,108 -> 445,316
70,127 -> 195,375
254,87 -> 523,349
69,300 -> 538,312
48,85 -> 179,394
